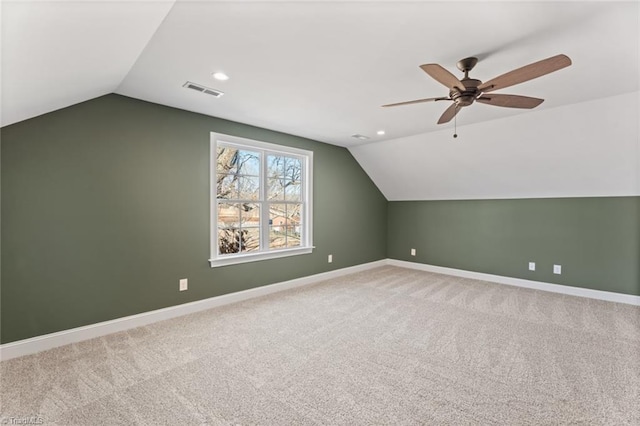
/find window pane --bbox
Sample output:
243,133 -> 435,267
269,227 -> 287,249
267,178 -> 285,200
284,157 -> 301,182
218,203 -> 240,228
269,203 -> 287,228
288,203 -> 302,226
236,150 -> 260,176
286,226 -> 301,247
216,174 -> 237,199
267,155 -> 285,178
241,227 -> 260,252
240,203 -> 260,227
217,147 -> 260,176
238,176 -> 259,200
216,147 -> 239,175
218,228 -> 242,254
284,181 -> 301,201
269,203 -> 287,249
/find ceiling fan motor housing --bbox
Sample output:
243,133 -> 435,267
450,78 -> 482,107
456,57 -> 478,73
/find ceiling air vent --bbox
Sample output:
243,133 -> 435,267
183,81 -> 224,98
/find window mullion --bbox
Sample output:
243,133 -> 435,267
214,143 -> 220,257
300,158 -> 306,247
260,150 -> 268,252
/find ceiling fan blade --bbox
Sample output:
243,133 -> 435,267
478,54 -> 571,93
382,97 -> 451,107
476,94 -> 544,109
437,103 -> 460,124
420,64 -> 465,91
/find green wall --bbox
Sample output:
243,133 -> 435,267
387,198 -> 640,296
0,94 -> 388,343
2,93 -> 638,345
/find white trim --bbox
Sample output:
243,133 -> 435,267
212,133 -> 313,157
210,132 -> 314,267
3,258 -> 637,361
386,259 -> 640,306
0,260 -> 387,361
209,247 -> 313,267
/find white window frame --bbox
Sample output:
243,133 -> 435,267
209,132 -> 314,267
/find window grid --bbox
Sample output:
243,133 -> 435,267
211,135 -> 312,266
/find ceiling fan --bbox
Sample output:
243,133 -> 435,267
382,54 -> 572,125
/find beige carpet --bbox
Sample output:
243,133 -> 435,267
1,266 -> 639,425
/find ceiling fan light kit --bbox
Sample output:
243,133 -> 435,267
383,54 -> 572,136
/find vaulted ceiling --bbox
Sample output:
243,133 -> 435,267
3,1 -> 638,146
2,1 -> 639,200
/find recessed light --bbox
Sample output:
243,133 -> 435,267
376,130 -> 386,136
212,72 -> 229,81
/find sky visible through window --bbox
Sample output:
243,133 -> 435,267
216,146 -> 303,254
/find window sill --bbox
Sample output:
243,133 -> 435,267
209,247 -> 314,268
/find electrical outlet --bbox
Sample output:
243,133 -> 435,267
410,248 -> 416,256
328,254 -> 333,263
553,265 -> 562,275
528,262 -> 536,271
179,278 -> 188,291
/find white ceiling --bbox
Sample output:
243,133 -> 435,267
2,1 -> 639,148
1,0 -> 174,127
351,91 -> 640,200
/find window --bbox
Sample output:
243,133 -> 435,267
210,133 -> 313,267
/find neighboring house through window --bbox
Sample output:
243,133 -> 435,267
210,133 -> 313,267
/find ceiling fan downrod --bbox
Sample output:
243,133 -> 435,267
453,106 -> 458,138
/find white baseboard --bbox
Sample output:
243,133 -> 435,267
3,258 -> 637,361
386,259 -> 640,306
0,260 -> 387,361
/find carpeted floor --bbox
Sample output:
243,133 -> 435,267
1,266 -> 639,425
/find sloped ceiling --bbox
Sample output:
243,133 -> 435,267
351,91 -> 640,200
2,1 -> 638,146
2,1 -> 639,200
1,0 -> 175,126
117,1 -> 639,148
